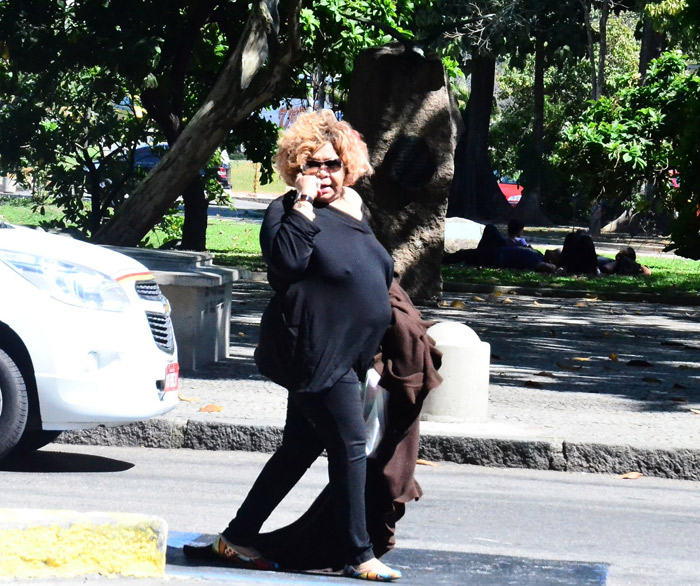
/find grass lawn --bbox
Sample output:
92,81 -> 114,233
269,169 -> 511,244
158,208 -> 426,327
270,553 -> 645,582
229,160 -> 287,195
0,196 -> 64,225
206,219 -> 265,270
3,197 -> 698,297
205,220 -> 700,297
442,259 -> 700,296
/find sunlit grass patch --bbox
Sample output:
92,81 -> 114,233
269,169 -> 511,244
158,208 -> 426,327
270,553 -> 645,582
442,255 -> 700,296
229,161 -> 286,195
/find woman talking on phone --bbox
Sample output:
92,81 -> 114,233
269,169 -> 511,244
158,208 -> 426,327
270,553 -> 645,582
213,109 -> 401,582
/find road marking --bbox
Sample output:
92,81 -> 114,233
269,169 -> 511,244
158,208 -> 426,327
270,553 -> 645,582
167,532 -> 608,585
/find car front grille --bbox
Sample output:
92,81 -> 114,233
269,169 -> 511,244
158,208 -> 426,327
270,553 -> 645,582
146,311 -> 175,354
135,279 -> 164,301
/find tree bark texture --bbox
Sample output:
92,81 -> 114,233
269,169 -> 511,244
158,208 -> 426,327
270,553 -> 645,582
180,177 -> 208,251
518,31 -> 545,222
447,51 -> 510,222
579,0 -> 598,100
93,0 -> 302,246
597,0 -> 609,99
638,15 -> 666,81
344,44 -> 461,305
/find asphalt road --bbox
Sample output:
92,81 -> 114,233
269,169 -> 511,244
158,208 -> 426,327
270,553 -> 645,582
3,445 -> 700,585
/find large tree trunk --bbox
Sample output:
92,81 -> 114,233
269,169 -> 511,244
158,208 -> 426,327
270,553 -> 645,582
639,15 -> 666,81
516,31 -> 546,223
579,0 -> 597,100
597,0 -> 609,98
93,0 -> 302,246
180,177 -> 208,251
447,52 -> 508,221
345,44 -> 460,305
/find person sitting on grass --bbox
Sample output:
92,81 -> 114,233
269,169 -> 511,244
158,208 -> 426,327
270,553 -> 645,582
506,219 -> 532,248
600,247 -> 652,276
443,223 -> 556,272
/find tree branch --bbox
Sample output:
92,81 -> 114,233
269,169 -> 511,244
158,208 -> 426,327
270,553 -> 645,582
93,0 -> 303,246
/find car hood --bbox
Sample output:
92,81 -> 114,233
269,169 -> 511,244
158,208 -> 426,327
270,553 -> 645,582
0,223 -> 152,281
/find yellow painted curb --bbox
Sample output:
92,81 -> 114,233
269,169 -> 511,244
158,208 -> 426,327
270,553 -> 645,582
0,509 -> 167,579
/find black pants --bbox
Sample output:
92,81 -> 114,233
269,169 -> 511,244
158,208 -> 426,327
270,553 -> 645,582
224,370 -> 374,566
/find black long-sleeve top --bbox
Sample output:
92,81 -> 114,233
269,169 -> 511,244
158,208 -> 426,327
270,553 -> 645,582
254,190 -> 394,393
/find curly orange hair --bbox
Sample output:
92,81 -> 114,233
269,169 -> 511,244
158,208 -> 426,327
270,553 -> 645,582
275,109 -> 373,187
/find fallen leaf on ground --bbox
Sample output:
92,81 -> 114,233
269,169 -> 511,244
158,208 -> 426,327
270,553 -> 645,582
573,356 -> 592,362
494,291 -> 503,296
536,371 -> 555,378
619,472 -> 643,480
450,300 -> 466,308
237,332 -> 246,337
690,409 -> 700,415
575,302 -> 587,307
441,301 -> 449,307
503,297 -> 513,303
670,397 -> 688,403
610,353 -> 618,361
199,404 -> 224,412
627,359 -> 653,367
178,395 -> 200,403
472,296 -> 485,302
416,459 -> 439,467
642,376 -> 661,383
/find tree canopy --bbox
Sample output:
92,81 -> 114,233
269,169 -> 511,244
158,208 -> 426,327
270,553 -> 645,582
0,0 -> 698,257
0,0 -> 416,247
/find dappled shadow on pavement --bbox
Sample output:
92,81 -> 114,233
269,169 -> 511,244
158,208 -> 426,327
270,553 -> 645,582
419,291 -> 700,412
187,281 -> 699,413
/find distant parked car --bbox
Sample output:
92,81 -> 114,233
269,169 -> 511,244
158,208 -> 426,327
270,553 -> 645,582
133,145 -> 232,189
498,176 -> 523,206
0,222 -> 179,461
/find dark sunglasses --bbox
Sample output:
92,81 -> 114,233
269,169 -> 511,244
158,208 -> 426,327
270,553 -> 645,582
302,158 -> 343,173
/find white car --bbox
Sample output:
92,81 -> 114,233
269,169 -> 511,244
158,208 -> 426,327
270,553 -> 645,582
0,222 -> 179,460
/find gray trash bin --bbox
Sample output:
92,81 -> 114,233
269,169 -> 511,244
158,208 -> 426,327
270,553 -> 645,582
108,247 -> 238,371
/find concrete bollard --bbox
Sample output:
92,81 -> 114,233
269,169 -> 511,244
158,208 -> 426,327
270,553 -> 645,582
1,175 -> 17,193
421,321 -> 490,422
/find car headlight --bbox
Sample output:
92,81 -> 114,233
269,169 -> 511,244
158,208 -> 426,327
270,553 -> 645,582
0,250 -> 130,311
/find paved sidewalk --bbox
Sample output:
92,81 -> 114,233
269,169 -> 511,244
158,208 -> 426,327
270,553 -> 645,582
59,280 -> 700,480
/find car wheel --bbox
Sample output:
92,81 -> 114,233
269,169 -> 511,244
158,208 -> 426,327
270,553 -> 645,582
0,348 -> 29,460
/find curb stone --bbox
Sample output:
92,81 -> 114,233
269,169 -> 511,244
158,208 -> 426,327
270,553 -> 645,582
0,509 -> 167,579
56,419 -> 700,481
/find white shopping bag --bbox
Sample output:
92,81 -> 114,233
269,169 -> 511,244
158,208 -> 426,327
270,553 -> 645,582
361,367 -> 388,457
